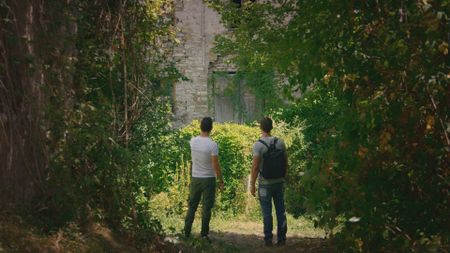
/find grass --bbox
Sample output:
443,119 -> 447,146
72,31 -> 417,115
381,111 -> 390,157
155,212 -> 327,253
150,192 -> 326,252
157,212 -> 324,239
146,167 -> 333,253
151,192 -> 324,238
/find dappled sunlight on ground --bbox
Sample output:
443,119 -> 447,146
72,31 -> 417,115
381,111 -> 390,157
161,215 -> 330,252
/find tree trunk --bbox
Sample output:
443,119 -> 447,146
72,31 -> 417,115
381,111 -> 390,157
0,0 -> 77,209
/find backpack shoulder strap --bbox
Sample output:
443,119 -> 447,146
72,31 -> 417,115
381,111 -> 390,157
258,139 -> 270,149
273,138 -> 278,146
267,138 -> 278,150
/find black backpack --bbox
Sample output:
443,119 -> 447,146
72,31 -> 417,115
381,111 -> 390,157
258,138 -> 286,179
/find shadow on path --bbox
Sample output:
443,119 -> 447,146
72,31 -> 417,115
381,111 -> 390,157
210,231 -> 329,253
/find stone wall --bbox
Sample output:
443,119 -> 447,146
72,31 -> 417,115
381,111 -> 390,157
173,0 -> 260,127
173,0 -> 226,127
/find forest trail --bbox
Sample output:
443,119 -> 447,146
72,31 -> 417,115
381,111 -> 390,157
164,220 -> 330,253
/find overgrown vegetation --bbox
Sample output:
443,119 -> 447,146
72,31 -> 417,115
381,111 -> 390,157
1,0 -> 179,248
148,120 -> 308,228
2,0 -> 449,252
212,0 -> 450,252
151,121 -> 260,217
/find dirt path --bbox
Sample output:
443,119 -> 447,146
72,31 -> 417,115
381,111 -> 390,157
208,231 -> 329,253
164,220 -> 330,253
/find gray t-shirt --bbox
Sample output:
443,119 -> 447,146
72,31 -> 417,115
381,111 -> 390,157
190,136 -> 219,178
252,136 -> 286,185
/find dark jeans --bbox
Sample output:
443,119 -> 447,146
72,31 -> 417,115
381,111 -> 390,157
184,177 -> 216,237
259,182 -> 287,242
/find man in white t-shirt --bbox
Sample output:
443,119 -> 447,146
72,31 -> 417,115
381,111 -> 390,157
183,117 -> 224,242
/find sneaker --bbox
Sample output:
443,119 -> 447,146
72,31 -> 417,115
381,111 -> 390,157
202,235 -> 212,244
276,240 -> 286,246
264,240 -> 273,247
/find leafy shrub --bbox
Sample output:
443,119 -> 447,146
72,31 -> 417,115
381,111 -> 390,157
152,119 -> 311,222
44,99 -> 172,241
25,0 -> 181,243
276,84 -> 450,251
213,0 -> 449,251
272,87 -> 341,220
152,121 -> 260,217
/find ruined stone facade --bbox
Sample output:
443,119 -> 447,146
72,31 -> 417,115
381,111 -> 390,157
173,0 -> 260,127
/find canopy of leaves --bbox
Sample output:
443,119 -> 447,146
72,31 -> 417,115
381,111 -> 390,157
211,0 -> 450,251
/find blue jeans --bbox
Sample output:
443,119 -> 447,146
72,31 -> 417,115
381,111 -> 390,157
259,182 -> 287,242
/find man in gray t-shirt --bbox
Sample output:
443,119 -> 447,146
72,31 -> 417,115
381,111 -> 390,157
250,117 -> 288,247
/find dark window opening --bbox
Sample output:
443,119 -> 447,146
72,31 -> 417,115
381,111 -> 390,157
231,0 -> 241,8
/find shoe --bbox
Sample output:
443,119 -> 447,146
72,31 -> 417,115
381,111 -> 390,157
276,240 -> 286,246
202,235 -> 212,244
183,228 -> 191,239
264,240 -> 273,247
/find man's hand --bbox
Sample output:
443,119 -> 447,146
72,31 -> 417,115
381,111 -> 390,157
250,184 -> 256,197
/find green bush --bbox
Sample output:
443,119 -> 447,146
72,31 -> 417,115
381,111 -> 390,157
213,0 -> 449,251
152,121 -> 260,217
19,0 -> 181,245
272,87 -> 341,220
44,99 -> 171,240
151,119 -> 311,221
275,84 -> 450,251
269,116 -> 309,218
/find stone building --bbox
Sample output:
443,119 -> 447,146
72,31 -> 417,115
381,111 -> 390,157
172,0 -> 260,127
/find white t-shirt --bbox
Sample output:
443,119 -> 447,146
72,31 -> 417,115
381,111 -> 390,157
190,136 -> 219,178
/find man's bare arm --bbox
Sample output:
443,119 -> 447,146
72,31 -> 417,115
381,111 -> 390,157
211,155 -> 224,190
250,156 -> 260,196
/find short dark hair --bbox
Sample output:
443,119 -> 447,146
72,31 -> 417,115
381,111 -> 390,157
260,117 -> 273,133
200,117 -> 213,132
